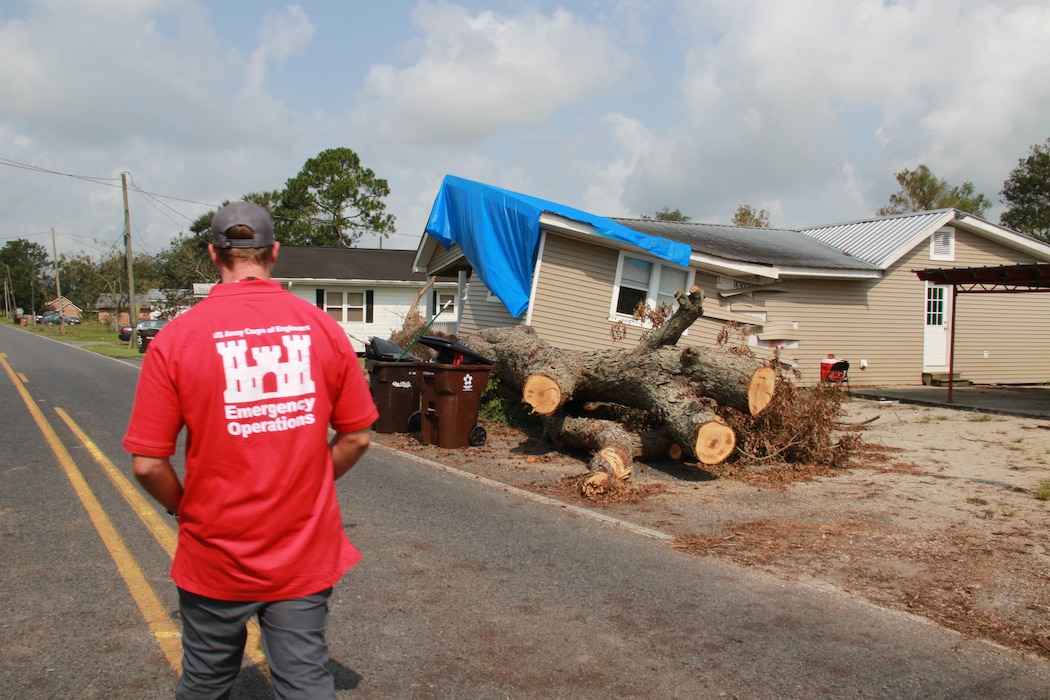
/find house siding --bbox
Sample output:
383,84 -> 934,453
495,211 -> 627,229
941,229 -> 1050,384
755,273 -> 919,385
754,228 -> 1050,385
428,241 -> 465,274
457,276 -> 520,336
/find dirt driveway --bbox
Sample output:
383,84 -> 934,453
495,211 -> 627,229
372,397 -> 1050,660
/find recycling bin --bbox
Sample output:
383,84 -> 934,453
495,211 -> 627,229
418,363 -> 492,448
367,360 -> 422,433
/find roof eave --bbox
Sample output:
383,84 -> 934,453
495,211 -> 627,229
777,267 -> 882,280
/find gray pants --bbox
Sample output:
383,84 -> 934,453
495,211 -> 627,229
175,587 -> 335,700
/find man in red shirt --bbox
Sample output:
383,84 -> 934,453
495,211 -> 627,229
124,201 -> 378,699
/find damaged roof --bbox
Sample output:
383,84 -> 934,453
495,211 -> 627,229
614,218 -> 880,272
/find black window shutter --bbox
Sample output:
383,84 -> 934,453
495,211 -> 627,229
365,290 -> 374,323
315,289 -> 324,309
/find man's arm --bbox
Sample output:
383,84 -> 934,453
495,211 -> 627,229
132,455 -> 184,515
330,429 -> 371,480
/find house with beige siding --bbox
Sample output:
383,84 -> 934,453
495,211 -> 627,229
269,246 -> 458,354
414,176 -> 1050,386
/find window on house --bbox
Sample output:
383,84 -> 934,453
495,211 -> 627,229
612,254 -> 692,321
432,291 -> 456,315
319,290 -> 373,323
930,227 -> 955,262
925,285 -> 945,326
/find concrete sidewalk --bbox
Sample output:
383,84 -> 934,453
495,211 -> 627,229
851,384 -> 1050,420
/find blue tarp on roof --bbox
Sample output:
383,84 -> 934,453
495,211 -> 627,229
424,175 -> 693,317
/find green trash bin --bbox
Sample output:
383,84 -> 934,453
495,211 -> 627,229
367,360 -> 422,433
418,363 -> 491,448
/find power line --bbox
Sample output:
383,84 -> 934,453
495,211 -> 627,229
0,157 -> 122,187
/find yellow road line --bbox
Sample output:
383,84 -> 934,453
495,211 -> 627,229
0,353 -> 182,673
56,408 -> 270,675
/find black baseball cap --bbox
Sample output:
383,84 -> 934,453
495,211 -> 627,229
211,202 -> 275,248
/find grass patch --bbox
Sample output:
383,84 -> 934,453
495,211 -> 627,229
5,318 -> 142,358
1034,482 -> 1050,501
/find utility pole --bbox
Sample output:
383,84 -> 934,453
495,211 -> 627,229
122,172 -> 138,347
52,227 -> 65,333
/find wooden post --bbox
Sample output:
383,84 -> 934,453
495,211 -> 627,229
122,172 -> 138,348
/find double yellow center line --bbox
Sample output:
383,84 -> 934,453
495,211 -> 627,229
0,352 -> 267,678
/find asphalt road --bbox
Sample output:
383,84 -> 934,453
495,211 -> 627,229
2,323 -> 1049,699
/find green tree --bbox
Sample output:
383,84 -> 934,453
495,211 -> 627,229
274,148 -> 396,247
641,206 -> 691,223
732,205 -> 771,228
0,239 -> 51,315
877,164 -> 991,217
57,251 -> 106,312
1000,138 -> 1050,242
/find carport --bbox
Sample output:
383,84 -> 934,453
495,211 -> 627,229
914,262 -> 1050,402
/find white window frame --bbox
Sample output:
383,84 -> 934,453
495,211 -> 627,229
323,289 -> 370,323
609,252 -> 695,326
930,226 -> 955,262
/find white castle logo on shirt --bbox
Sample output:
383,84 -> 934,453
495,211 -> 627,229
216,335 -> 316,403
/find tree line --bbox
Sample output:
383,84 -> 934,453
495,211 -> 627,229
3,139 -> 1048,321
1,147 -> 396,320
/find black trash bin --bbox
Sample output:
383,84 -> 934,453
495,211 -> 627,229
365,336 -> 423,363
416,336 -> 494,366
418,363 -> 492,448
364,337 -> 424,433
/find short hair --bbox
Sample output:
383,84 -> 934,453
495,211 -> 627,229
213,227 -> 275,266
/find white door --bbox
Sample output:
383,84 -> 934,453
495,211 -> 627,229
923,283 -> 951,369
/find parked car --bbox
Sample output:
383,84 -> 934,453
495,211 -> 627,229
118,324 -> 135,341
137,319 -> 169,353
39,310 -> 80,325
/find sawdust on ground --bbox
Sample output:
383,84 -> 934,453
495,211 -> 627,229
370,397 -> 1050,659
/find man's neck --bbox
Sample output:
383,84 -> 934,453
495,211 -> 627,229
218,265 -> 270,284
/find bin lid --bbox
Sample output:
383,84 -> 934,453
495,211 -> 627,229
365,337 -> 423,362
418,336 -> 494,365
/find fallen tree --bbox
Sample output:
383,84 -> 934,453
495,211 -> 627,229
458,288 -> 778,484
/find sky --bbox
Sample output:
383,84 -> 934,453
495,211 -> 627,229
1,0 -> 1048,261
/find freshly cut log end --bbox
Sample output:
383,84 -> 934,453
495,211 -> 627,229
593,446 -> 632,482
694,421 -> 736,465
747,366 -> 777,416
523,374 -> 563,415
583,471 -> 613,496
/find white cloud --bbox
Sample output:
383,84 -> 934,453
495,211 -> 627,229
623,0 -> 1050,224
247,4 -> 315,91
359,2 -> 635,144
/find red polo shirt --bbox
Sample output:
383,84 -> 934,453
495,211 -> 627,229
123,279 -> 378,601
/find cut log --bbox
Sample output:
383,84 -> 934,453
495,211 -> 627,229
546,415 -> 684,480
694,419 -> 736,465
747,366 -> 777,416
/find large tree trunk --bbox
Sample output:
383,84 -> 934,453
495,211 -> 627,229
467,326 -> 774,414
459,287 -> 776,474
